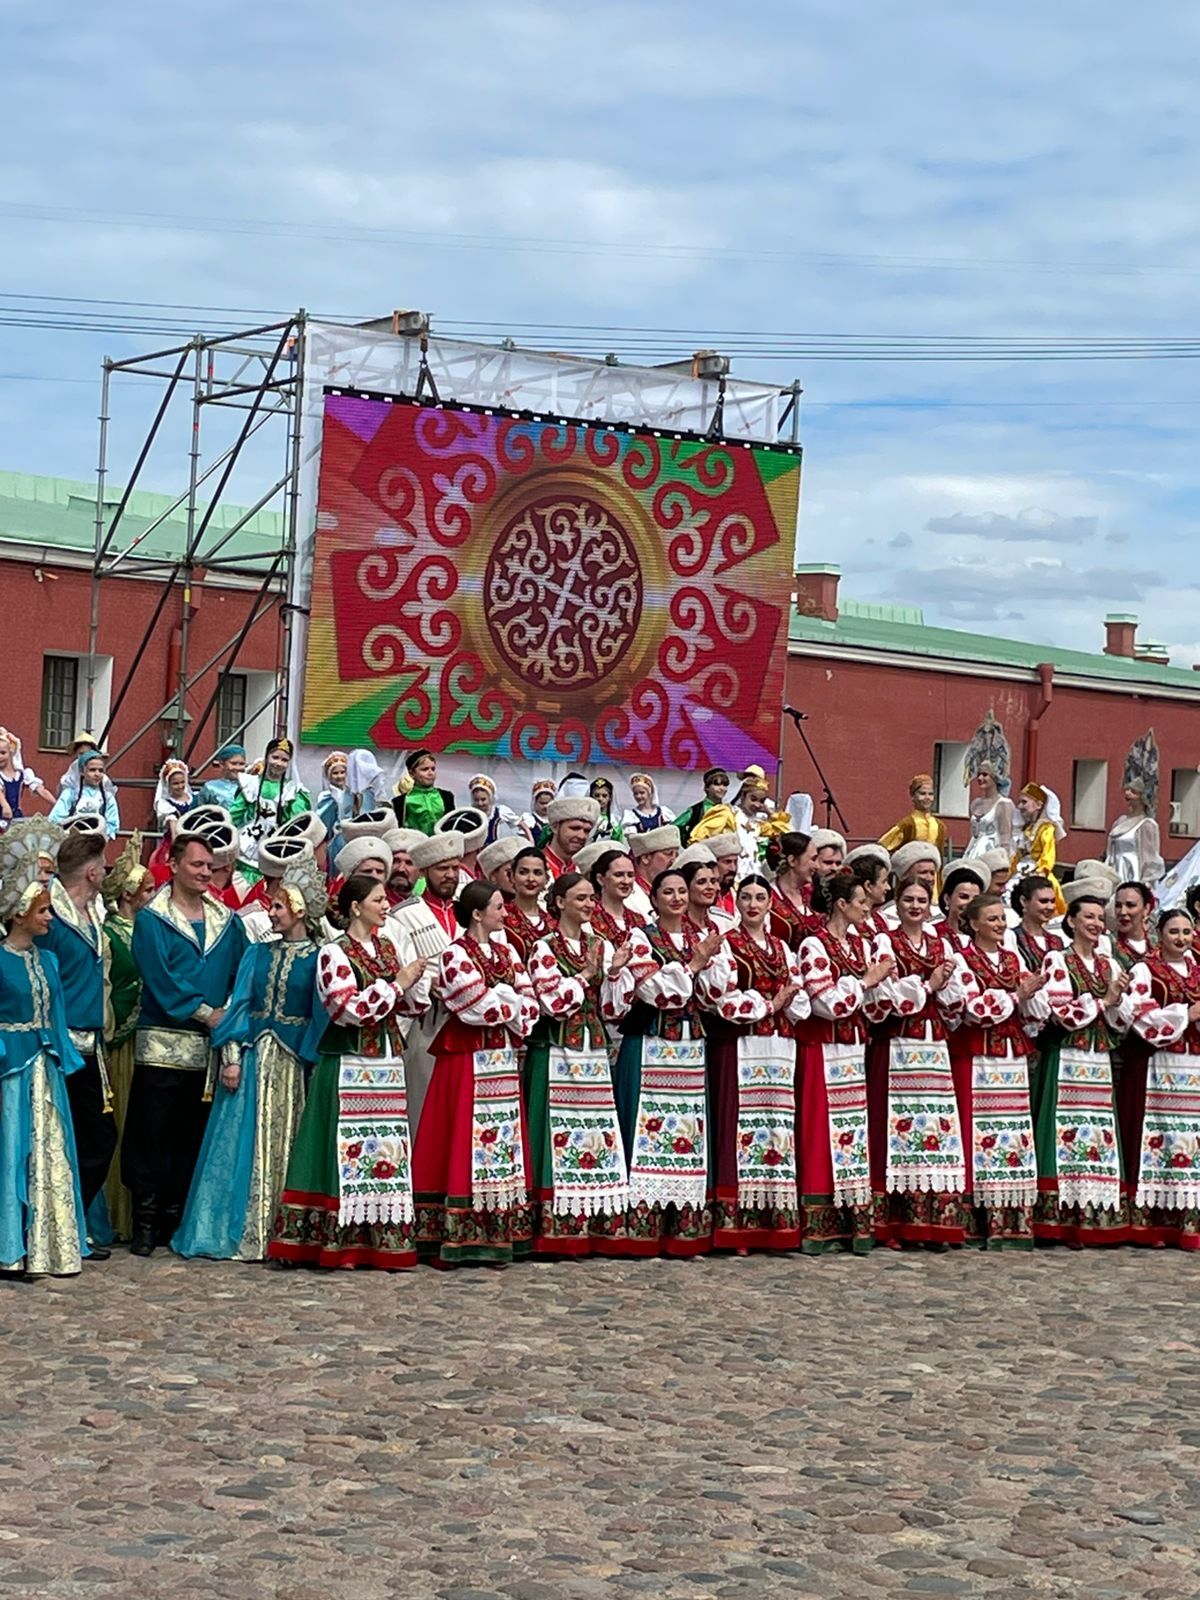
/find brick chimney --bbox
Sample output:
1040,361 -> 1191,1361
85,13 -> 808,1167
1104,613 -> 1137,659
795,563 -> 841,623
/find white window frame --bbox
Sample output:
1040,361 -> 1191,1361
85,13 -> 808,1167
1071,759 -> 1109,832
933,741 -> 971,819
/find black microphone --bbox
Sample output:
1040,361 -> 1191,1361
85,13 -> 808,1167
782,706 -> 808,720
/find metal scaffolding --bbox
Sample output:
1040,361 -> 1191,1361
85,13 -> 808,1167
86,312 -> 307,774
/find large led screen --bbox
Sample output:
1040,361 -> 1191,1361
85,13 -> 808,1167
300,391 -> 800,771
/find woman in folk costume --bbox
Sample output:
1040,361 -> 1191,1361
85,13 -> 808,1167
175,855 -> 329,1261
268,873 -> 431,1270
316,750 -> 349,840
796,870 -> 894,1253
522,872 -> 638,1255
622,773 -> 675,836
612,868 -> 723,1257
1008,875 -> 1064,972
675,767 -> 731,844
520,779 -> 556,845
412,881 -> 539,1266
467,774 -> 525,846
950,893 -> 1044,1248
588,848 -> 647,947
502,847 -> 551,966
938,863 -> 991,952
766,831 -> 818,951
864,875 -> 968,1247
700,875 -> 809,1252
965,762 -> 1017,861
0,819 -> 90,1277
1011,783 -> 1066,910
1106,779 -> 1164,889
48,747 -> 120,839
879,774 -> 950,861
98,834 -> 153,1241
147,759 -> 194,882
1112,881 -> 1154,968
587,776 -> 625,844
1030,879 -> 1140,1246
393,748 -> 455,837
231,737 -> 311,871
1122,908 -> 1200,1248
679,854 -> 725,938
319,750 -> 385,874
0,727 -> 53,829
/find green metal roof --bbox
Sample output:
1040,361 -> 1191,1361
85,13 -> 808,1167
790,603 -> 1200,692
0,470 -> 284,563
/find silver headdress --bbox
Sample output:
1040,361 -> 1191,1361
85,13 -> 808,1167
279,850 -> 329,930
0,817 -> 66,923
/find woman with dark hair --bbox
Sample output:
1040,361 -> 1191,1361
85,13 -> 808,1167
866,875 -> 968,1248
588,849 -> 645,946
797,869 -> 894,1253
392,749 -> 455,836
413,880 -> 538,1266
680,858 -> 723,938
938,863 -> 990,952
588,777 -> 625,844
1009,875 -> 1064,974
503,847 -> 551,965
701,874 -> 808,1251
951,893 -> 1044,1249
522,873 -> 637,1254
767,831 -> 817,951
1124,909 -> 1200,1248
1186,884 -> 1200,925
1033,882 -> 1137,1245
612,868 -> 722,1256
268,872 -> 430,1270
1112,880 -> 1154,968
844,844 -> 892,938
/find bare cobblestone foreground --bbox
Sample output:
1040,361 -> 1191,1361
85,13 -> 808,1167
1,1251 -> 1198,1599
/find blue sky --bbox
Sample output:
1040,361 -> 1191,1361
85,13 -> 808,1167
3,1 -> 1200,658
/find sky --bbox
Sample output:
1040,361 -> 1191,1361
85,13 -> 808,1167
2,1 -> 1200,660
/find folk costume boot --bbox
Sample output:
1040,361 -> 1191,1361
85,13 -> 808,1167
129,1195 -> 157,1257
156,1204 -> 182,1248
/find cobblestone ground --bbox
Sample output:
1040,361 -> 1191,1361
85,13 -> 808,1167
1,1250 -> 1198,1599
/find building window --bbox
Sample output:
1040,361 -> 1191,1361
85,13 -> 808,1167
933,741 -> 970,819
1071,759 -> 1108,831
1171,770 -> 1200,838
215,673 -> 249,749
40,655 -> 79,750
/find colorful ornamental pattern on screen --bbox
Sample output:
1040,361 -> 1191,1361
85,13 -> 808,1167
300,392 -> 800,771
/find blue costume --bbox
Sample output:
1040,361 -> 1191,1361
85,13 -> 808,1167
174,938 -> 324,1260
35,880 -> 116,1219
122,885 -> 247,1243
0,944 -> 89,1274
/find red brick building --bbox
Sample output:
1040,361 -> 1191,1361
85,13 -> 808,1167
784,565 -> 1200,865
0,471 -> 285,831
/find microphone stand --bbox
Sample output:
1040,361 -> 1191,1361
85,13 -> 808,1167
783,709 -> 849,834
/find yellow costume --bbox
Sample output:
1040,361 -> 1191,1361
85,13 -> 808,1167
880,773 -> 950,858
1010,785 -> 1065,912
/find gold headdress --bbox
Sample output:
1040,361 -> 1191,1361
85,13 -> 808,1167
101,831 -> 148,905
0,817 -> 65,923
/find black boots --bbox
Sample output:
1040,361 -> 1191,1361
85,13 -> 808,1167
156,1205 -> 181,1248
129,1195 -> 157,1257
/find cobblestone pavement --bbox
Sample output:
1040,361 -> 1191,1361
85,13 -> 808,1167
2,1250 -> 1198,1599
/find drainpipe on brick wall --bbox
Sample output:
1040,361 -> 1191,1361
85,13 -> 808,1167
1024,663 -> 1055,783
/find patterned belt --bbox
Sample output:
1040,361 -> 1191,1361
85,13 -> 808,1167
134,1027 -> 213,1073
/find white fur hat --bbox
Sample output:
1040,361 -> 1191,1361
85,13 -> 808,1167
1063,875 -> 1114,908
337,836 -> 394,879
843,842 -> 890,872
63,813 -> 106,837
629,825 -> 681,859
180,803 -> 233,836
810,828 -> 847,854
979,848 -> 1012,882
546,795 -> 601,827
275,809 -> 326,849
436,807 -> 489,855
1074,857 -> 1121,891
257,833 -> 315,877
700,832 -> 741,861
477,836 -> 525,877
891,841 -> 942,879
203,821 -> 240,871
675,842 -> 717,869
410,831 -> 464,871
570,838 -> 617,877
942,860 -> 991,896
340,809 -> 397,843
387,827 -> 426,857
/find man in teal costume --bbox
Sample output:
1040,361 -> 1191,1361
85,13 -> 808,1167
122,832 -> 247,1255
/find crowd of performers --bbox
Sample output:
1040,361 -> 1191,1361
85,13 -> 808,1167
1,730 -> 1198,1282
